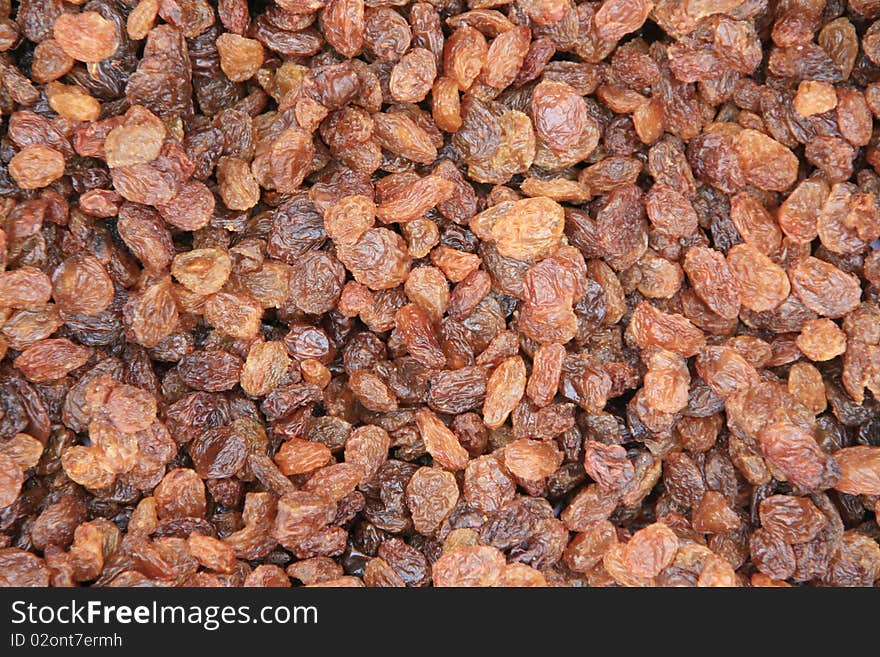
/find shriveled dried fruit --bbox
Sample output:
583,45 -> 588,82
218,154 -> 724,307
629,302 -> 705,357
757,417 -> 831,491
794,80 -> 836,116
727,244 -> 789,313
503,438 -> 562,480
734,129 -> 799,192
483,356 -> 526,430
0,453 -> 24,508
789,257 -> 861,319
583,440 -> 633,490
683,247 -> 741,320
172,249 -> 232,295
470,197 -> 564,262
0,0 -> 875,592
416,408 -> 468,471
9,146 -> 65,190
0,268 -> 52,309
53,12 -> 119,63
275,438 -> 331,476
759,495 -> 827,544
52,255 -> 114,317
433,545 -> 505,587
15,339 -> 90,383
797,319 -> 846,362
643,348 -> 689,413
622,523 -> 679,578
405,466 -> 458,535
241,342 -> 290,397
216,33 -> 264,82
833,447 -> 880,495
788,362 -> 826,415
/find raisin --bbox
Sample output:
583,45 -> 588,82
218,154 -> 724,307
683,247 -> 742,320
789,256 -> 862,319
53,12 -> 119,63
416,408 -> 468,471
216,33 -> 264,82
405,466 -> 458,535
759,495 -> 828,544
14,339 -> 91,383
622,523 -> 679,578
241,342 -> 290,398
757,417 -> 832,491
470,197 -> 565,263
503,438 -> 562,480
9,146 -> 65,190
433,545 -> 505,587
629,302 -> 706,357
834,447 -> 880,495
0,0 -> 877,590
726,244 -> 790,312
171,249 -> 232,295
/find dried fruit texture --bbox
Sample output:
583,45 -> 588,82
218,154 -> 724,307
797,319 -> 846,362
9,146 -> 65,190
217,157 -> 260,211
0,453 -> 24,508
15,339 -> 90,383
216,33 -> 264,82
692,491 -> 740,534
788,362 -> 826,416
759,495 -> 827,544
643,349 -> 689,414
730,192 -> 781,255
53,12 -> 119,63
834,447 -> 880,495
503,438 -> 562,480
390,48 -> 436,103
757,417 -> 831,491
483,357 -> 526,429
275,438 -> 331,476
124,277 -> 178,348
241,342 -> 290,397
527,343 -> 565,407
338,229 -> 412,291
683,247 -> 741,319
0,0 -> 877,591
794,80 -> 837,116
46,82 -> 101,121
0,268 -> 52,309
105,109 -> 167,169
629,302 -> 705,357
646,184 -> 698,238
444,27 -> 487,91
621,523 -> 678,578
470,197 -> 564,262
155,469 -> 206,519
789,257 -> 862,319
583,441 -> 633,490
172,249 -> 231,295
594,0 -> 651,43
779,179 -> 827,243
324,195 -> 375,247
726,244 -> 789,312
416,408 -> 468,471
734,129 -> 799,192
433,546 -> 505,587
405,466 -> 458,535
532,80 -> 598,157
52,255 -> 114,317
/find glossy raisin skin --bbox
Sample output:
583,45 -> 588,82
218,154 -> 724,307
0,0 -> 879,591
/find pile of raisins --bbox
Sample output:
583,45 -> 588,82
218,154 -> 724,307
0,0 -> 879,588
